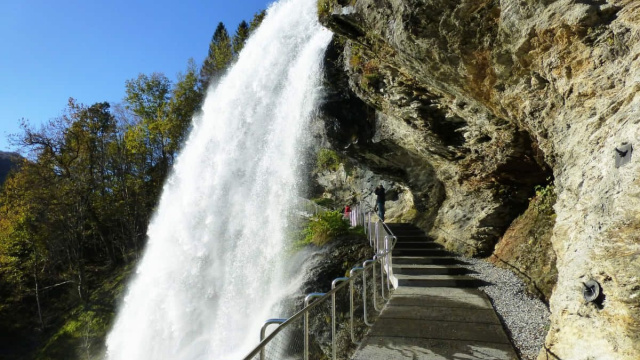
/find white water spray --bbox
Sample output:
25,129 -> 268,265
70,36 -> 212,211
105,0 -> 332,358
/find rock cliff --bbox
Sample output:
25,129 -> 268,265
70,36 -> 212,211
315,0 -> 640,358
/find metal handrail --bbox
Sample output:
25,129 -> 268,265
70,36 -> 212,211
260,319 -> 286,360
245,282 -> 348,360
304,293 -> 325,360
243,205 -> 398,360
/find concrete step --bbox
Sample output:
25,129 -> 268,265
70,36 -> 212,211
386,223 -> 419,229
393,232 -> 428,239
393,242 -> 443,250
393,264 -> 471,276
386,230 -> 422,234
392,248 -> 451,257
394,235 -> 434,242
396,274 -> 482,288
393,256 -> 462,265
350,287 -> 518,360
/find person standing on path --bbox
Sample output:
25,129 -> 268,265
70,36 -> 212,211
374,185 -> 386,221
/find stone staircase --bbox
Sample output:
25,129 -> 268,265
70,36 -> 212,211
351,223 -> 519,360
389,223 -> 482,288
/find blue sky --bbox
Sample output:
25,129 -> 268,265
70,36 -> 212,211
0,0 -> 274,151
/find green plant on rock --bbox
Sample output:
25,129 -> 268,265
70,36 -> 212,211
317,0 -> 357,18
302,210 -> 350,246
349,52 -> 363,70
317,0 -> 336,18
361,59 -> 380,90
312,197 -> 336,209
316,148 -> 342,172
532,179 -> 556,213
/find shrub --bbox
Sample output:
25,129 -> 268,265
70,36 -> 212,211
532,180 -> 556,213
302,210 -> 350,246
312,197 -> 336,209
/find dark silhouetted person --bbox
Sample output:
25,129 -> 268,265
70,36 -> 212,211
374,185 -> 385,221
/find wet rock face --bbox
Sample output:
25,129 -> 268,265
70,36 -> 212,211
318,0 -> 640,358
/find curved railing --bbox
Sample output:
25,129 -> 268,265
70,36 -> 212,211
243,203 -> 397,360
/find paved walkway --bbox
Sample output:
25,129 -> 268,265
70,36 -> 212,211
351,224 -> 519,360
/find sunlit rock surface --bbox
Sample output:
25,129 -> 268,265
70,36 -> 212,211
318,0 -> 640,358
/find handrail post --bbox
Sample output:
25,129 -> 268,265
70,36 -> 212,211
331,277 -> 349,360
378,221 -> 382,253
384,235 -> 391,292
368,213 -> 372,246
370,257 -> 379,311
349,267 -> 364,344
304,293 -> 325,360
374,254 -> 387,300
260,319 -> 286,360
362,260 -> 377,325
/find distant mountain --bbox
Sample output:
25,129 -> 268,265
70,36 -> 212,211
0,151 -> 22,186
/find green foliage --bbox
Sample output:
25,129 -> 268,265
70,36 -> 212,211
531,179 -> 556,213
0,8 -> 266,359
361,59 -> 380,90
348,225 -> 366,237
349,52 -> 362,70
312,197 -> 336,209
124,73 -> 171,122
200,22 -> 234,89
316,0 -> 356,18
317,0 -> 335,18
249,10 -> 266,33
301,211 -> 350,246
316,148 -> 342,172
0,93 -> 196,357
232,21 -> 250,56
167,60 -> 204,146
38,309 -> 109,360
36,261 -> 135,360
199,16 -> 265,90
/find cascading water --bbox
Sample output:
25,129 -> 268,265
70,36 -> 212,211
105,0 -> 332,358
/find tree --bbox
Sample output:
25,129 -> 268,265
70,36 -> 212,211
0,165 -> 49,331
9,100 -> 132,303
232,21 -> 250,57
199,22 -> 233,90
124,73 -> 171,122
124,73 -> 174,188
167,59 -> 204,146
249,10 -> 266,33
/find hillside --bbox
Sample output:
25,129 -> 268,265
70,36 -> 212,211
0,151 -> 21,185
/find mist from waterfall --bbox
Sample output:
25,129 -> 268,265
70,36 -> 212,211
105,0 -> 332,358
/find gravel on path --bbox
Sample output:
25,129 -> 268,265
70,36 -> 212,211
459,256 -> 551,360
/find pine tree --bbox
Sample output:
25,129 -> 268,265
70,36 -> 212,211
232,21 -> 250,57
249,10 -> 266,33
199,22 -> 233,90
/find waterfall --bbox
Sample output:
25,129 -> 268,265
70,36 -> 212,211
105,0 -> 332,358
